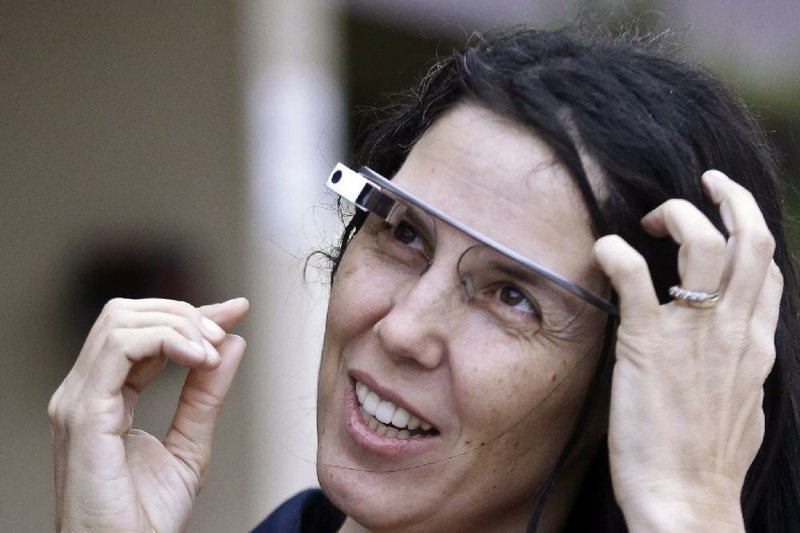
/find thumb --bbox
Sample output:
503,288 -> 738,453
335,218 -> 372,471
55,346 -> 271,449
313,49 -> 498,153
163,334 -> 246,486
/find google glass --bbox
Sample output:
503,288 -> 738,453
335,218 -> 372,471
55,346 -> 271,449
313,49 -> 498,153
326,163 -> 618,317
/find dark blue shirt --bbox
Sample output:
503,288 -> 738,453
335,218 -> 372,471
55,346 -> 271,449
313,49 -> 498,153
251,489 -> 346,533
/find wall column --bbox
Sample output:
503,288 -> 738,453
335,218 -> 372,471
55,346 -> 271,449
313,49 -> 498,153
237,0 -> 344,526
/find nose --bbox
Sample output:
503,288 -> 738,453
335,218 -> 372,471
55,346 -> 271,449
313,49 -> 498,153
373,263 -> 459,369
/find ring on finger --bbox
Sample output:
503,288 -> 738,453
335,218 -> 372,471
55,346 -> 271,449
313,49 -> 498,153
668,285 -> 721,309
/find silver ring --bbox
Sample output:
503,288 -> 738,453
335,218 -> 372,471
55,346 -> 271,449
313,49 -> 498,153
668,285 -> 720,308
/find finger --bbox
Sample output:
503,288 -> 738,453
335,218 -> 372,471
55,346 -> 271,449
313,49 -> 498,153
749,261 -> 782,382
593,235 -> 659,319
105,297 -> 205,314
80,300 -> 226,367
69,306 -> 225,403
121,384 -> 140,431
118,300 -> 228,343
200,297 -> 250,331
89,326 -> 220,397
702,170 -> 776,307
163,334 -> 247,485
753,262 -> 783,334
640,199 -> 726,293
124,355 -> 168,393
105,310 -> 224,347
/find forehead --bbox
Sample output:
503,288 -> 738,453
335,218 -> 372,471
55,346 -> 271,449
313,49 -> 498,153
392,103 -> 598,285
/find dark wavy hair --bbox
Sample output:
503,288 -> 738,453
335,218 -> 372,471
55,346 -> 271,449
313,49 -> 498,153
327,27 -> 800,532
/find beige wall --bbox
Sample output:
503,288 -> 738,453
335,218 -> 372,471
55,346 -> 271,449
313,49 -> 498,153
0,2 -> 250,530
1,0 -> 344,529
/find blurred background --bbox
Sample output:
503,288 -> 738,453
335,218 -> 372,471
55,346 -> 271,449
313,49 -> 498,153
2,1 -> 798,530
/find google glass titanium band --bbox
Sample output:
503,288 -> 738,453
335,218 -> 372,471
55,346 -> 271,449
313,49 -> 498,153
326,163 -> 618,317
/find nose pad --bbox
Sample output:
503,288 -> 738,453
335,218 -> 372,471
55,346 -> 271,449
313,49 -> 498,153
373,263 -> 455,369
418,259 -> 433,277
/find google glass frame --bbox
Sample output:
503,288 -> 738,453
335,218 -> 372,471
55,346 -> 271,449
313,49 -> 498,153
326,162 -> 618,317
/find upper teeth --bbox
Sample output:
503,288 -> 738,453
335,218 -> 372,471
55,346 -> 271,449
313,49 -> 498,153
356,381 -> 433,432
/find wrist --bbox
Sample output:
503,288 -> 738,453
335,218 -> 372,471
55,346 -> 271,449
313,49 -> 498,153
621,498 -> 744,532
616,477 -> 744,533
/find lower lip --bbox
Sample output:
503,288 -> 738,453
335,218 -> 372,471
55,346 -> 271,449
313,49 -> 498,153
344,381 -> 440,457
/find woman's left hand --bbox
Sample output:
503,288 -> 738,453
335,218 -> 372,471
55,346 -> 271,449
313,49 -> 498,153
593,169 -> 783,531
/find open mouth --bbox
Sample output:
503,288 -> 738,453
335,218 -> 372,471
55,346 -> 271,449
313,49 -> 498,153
355,380 -> 439,439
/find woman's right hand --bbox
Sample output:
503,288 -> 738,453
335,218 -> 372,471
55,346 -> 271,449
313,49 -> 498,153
48,297 -> 249,532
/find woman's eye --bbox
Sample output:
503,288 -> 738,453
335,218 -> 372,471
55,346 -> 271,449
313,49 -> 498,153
373,218 -> 431,272
390,222 -> 426,252
497,285 -> 538,317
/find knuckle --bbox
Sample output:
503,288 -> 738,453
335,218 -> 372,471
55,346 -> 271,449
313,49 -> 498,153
183,387 -> 222,413
659,199 -> 693,224
103,308 -> 128,327
614,253 -> 649,279
47,390 -> 63,423
177,314 -> 200,336
754,347 -> 777,383
688,230 -> 726,256
102,297 -> 129,313
160,324 -> 183,343
750,229 -> 776,257
662,198 -> 692,212
105,328 -> 127,350
174,300 -> 200,320
768,262 -> 784,287
594,234 -> 620,256
48,382 -> 79,427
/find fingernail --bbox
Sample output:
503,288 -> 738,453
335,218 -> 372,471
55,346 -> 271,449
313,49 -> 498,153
201,317 -> 226,338
202,338 -> 221,364
639,208 -> 658,228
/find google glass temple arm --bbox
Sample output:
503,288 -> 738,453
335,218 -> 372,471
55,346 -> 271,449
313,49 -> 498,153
326,163 -> 618,317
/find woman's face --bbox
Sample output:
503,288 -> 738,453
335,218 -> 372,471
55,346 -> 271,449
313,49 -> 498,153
317,103 -> 608,532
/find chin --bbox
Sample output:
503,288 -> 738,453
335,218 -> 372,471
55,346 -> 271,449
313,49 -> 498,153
316,451 -> 451,532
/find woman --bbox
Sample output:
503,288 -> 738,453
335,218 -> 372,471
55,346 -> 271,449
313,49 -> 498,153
49,28 -> 800,531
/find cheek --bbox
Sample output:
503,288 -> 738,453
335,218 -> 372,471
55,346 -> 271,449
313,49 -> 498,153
451,333 -> 600,453
317,251 -> 393,418
325,246 -> 400,345
442,349 -> 598,504
455,356 -> 559,431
